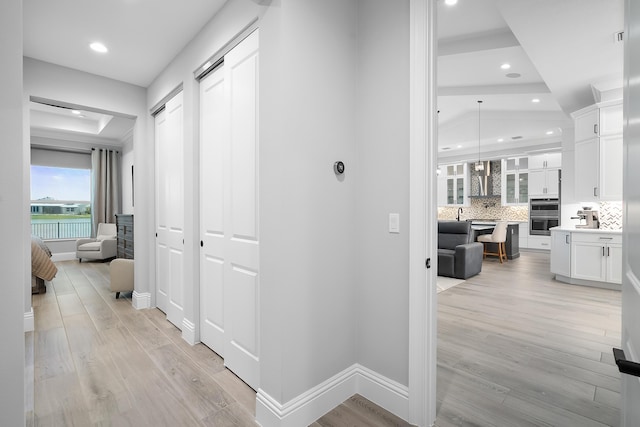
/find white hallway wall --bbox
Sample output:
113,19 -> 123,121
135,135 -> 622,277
0,0 -> 26,425
356,0 -> 410,387
146,0 -> 412,417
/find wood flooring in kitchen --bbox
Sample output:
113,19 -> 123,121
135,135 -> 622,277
26,251 -> 621,426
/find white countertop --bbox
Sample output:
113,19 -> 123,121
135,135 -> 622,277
550,226 -> 622,234
471,221 -> 524,226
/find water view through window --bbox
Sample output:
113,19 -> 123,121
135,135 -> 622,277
31,165 -> 91,239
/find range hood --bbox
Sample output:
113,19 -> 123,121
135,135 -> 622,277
470,160 -> 500,198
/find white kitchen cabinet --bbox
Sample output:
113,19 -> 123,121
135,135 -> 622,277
529,152 -> 562,170
574,107 -> 599,143
571,233 -> 622,285
528,235 -> 551,250
599,135 -> 623,200
528,168 -> 559,197
573,101 -> 623,202
550,230 -> 571,277
439,162 -> 468,206
574,102 -> 623,142
607,242 -> 623,284
574,135 -> 623,201
502,157 -> 528,205
600,103 -> 624,136
574,137 -> 599,201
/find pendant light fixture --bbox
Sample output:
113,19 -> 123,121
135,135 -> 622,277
475,100 -> 484,172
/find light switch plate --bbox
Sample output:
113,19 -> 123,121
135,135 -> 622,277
389,213 -> 400,233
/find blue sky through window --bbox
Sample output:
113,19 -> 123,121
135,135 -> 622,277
31,165 -> 90,202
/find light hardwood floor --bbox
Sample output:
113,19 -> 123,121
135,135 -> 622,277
432,251 -> 621,427
26,252 -> 621,426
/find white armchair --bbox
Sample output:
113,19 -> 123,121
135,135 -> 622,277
76,223 -> 117,262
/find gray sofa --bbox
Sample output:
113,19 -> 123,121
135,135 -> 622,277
438,220 -> 483,279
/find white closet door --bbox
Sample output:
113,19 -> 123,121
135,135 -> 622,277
155,91 -> 185,329
199,29 -> 260,390
200,66 -> 228,355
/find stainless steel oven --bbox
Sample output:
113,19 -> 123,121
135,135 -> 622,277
529,198 -> 560,236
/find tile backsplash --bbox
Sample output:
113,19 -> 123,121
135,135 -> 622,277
598,201 -> 622,230
439,198 -> 623,230
438,197 -> 528,222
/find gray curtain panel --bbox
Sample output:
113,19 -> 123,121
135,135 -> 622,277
91,149 -> 121,236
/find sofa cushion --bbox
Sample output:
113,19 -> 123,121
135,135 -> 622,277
437,249 -> 456,278
78,241 -> 102,251
438,221 -> 472,250
97,234 -> 116,242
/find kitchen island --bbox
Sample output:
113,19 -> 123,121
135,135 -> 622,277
470,220 -> 521,260
550,226 -> 622,290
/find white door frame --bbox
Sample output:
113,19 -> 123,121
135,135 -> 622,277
408,0 -> 437,426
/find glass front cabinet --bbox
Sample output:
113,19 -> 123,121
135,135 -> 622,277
438,162 -> 469,206
501,157 -> 529,206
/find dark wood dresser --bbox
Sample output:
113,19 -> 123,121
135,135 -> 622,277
116,214 -> 134,259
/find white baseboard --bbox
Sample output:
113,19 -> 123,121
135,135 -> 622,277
355,365 -> 409,421
182,318 -> 197,345
50,252 -> 76,262
24,308 -> 34,332
255,364 -> 409,427
132,291 -> 151,309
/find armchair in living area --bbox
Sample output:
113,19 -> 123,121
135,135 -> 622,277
76,223 -> 117,262
437,220 -> 483,279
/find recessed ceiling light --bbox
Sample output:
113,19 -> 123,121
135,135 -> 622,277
505,73 -> 521,79
546,130 -> 554,135
500,63 -> 511,70
444,0 -> 458,5
531,98 -> 541,103
90,42 -> 108,53
497,138 -> 505,142
71,110 -> 81,115
457,145 -> 462,148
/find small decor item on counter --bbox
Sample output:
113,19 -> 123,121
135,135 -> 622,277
572,209 -> 600,229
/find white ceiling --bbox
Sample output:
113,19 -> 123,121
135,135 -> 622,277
23,0 -> 228,144
437,0 -> 624,161
22,0 -> 624,153
23,0 -> 228,88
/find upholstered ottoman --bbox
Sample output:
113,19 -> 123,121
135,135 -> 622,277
110,258 -> 134,299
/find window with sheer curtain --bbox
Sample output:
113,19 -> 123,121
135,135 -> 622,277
30,148 -> 92,240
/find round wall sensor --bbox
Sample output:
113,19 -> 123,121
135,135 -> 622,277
334,161 -> 345,175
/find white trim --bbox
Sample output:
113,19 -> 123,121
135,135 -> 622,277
355,365 -> 409,420
132,291 -> 151,309
24,308 -> 34,332
50,252 -> 76,262
255,364 -> 409,427
408,0 -> 437,426
181,318 -> 197,345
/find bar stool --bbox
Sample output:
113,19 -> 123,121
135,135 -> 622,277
477,221 -> 508,263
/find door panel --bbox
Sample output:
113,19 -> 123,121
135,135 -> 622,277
155,91 -> 185,328
223,29 -> 260,390
622,2 -> 640,424
200,65 -> 228,356
155,110 -> 168,313
199,30 -> 260,390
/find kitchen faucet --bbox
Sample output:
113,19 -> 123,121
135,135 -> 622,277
457,207 -> 463,221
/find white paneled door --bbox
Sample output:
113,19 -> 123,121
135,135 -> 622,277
622,1 -> 640,425
155,91 -> 185,329
200,30 -> 260,390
